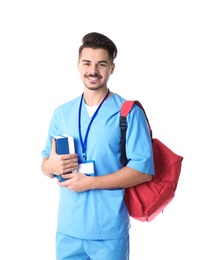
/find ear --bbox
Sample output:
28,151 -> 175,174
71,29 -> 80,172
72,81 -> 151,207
110,63 -> 115,74
77,61 -> 80,72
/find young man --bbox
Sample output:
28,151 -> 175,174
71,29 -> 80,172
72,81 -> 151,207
41,32 -> 155,260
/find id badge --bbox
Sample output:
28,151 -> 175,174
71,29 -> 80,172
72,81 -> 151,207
78,160 -> 95,176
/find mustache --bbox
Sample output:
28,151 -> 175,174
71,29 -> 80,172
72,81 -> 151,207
87,73 -> 100,77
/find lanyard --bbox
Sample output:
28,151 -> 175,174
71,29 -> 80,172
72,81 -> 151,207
78,89 -> 110,161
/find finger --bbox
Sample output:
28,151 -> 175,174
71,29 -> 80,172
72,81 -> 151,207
61,173 -> 73,179
51,138 -> 57,154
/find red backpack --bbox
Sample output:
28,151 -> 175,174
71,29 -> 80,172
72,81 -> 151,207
120,100 -> 183,222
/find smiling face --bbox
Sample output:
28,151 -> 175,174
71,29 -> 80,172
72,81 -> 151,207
78,47 -> 115,91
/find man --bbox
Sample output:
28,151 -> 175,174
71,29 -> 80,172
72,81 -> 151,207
41,32 -> 155,260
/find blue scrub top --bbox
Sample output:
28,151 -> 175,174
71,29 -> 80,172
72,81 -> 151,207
41,93 -> 155,240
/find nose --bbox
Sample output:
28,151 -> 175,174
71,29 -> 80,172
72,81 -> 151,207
89,64 -> 99,75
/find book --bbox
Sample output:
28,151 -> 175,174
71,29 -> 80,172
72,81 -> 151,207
53,134 -> 76,182
54,134 -> 75,155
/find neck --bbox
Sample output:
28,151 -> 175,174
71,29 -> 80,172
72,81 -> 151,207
84,88 -> 111,106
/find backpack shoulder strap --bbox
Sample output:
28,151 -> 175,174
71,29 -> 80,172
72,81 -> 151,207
121,100 -> 147,117
120,100 -> 152,166
120,101 -> 136,166
120,100 -> 136,117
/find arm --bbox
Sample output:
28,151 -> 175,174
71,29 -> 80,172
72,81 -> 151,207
91,166 -> 152,189
58,167 -> 152,192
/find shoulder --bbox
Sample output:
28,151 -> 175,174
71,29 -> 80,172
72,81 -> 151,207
107,93 -> 144,118
108,93 -> 125,109
54,96 -> 81,113
120,100 -> 147,125
112,94 -> 144,115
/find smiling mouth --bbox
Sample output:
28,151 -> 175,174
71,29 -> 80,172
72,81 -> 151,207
87,74 -> 101,81
88,76 -> 99,81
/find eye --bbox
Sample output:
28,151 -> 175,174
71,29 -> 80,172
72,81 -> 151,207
83,62 -> 90,66
99,63 -> 106,67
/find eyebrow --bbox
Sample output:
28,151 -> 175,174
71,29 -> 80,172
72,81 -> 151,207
81,60 -> 108,64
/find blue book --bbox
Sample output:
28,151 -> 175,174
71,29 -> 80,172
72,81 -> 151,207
54,134 -> 75,155
53,134 -> 76,181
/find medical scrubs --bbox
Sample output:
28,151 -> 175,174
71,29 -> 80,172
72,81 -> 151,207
41,92 -> 154,240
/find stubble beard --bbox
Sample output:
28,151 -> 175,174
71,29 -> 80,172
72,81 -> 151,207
84,82 -> 107,92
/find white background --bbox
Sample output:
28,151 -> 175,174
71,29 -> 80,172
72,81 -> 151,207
0,0 -> 197,259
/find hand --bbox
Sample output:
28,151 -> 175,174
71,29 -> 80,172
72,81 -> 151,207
47,138 -> 79,175
57,172 -> 93,192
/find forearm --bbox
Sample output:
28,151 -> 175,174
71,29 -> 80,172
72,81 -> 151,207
90,166 -> 152,190
41,157 -> 55,179
57,167 -> 152,192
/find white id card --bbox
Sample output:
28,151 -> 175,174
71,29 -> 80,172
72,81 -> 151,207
78,160 -> 95,176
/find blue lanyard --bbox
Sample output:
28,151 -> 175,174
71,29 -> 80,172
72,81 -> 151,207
78,89 -> 110,161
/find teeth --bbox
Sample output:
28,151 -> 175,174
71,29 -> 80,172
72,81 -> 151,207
88,77 -> 98,80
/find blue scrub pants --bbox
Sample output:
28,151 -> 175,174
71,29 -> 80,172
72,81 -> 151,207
56,232 -> 129,260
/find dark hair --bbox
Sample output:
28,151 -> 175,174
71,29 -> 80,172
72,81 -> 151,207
78,32 -> 117,62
